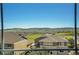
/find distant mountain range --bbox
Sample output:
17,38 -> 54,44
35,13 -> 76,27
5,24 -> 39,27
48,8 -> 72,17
0,27 -> 78,33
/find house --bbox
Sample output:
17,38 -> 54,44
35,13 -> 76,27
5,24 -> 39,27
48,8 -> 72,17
0,32 -> 31,55
34,34 -> 69,55
35,34 -> 68,48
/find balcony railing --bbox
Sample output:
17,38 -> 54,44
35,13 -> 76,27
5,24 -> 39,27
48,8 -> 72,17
0,48 -> 79,55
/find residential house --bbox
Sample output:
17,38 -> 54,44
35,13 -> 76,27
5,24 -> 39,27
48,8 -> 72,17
0,32 -> 31,55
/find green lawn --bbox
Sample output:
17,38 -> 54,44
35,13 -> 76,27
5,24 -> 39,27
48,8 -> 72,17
26,33 -> 43,42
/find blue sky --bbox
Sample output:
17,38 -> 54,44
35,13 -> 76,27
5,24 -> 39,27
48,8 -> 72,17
2,3 -> 79,29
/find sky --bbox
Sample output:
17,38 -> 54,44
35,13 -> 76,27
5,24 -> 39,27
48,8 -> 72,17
1,3 -> 79,29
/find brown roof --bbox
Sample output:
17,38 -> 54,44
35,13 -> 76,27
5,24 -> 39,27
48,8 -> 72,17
0,32 -> 27,44
39,34 -> 68,42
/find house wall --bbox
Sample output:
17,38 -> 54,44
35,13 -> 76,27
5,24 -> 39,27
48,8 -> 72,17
14,40 -> 30,55
38,42 -> 68,49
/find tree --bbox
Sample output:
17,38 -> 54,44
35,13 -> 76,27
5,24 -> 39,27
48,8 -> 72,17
64,36 -> 74,48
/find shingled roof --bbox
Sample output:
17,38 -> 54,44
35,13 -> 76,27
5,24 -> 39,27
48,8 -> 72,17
0,32 -> 27,44
38,34 -> 68,42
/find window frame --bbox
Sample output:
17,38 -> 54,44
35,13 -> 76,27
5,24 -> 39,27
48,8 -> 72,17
0,3 -> 78,55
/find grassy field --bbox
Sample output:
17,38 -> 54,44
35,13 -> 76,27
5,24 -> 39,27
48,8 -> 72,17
26,33 -> 43,42
55,31 -> 74,36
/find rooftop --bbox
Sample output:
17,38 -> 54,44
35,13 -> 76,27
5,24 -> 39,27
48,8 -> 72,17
0,32 -> 27,44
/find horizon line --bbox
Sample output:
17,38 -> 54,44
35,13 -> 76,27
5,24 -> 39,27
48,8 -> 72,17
2,27 -> 78,29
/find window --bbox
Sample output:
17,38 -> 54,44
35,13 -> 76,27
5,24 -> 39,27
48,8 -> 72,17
0,3 -> 78,55
53,42 -> 58,46
5,44 -> 13,49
